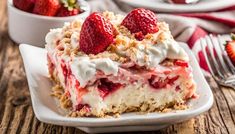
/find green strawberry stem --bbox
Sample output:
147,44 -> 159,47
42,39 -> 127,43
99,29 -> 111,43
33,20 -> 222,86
60,0 -> 78,11
231,33 -> 235,41
224,33 -> 235,46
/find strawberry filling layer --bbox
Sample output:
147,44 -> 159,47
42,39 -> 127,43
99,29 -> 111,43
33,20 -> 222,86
98,78 -> 122,98
75,104 -> 91,112
48,56 -> 193,112
148,75 -> 179,89
50,58 -> 190,93
60,60 -> 68,85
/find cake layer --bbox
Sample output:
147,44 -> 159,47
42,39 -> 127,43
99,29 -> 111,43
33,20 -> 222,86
46,11 -> 197,117
48,54 -> 196,117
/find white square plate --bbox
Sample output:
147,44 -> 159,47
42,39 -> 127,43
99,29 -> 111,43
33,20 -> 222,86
19,43 -> 213,133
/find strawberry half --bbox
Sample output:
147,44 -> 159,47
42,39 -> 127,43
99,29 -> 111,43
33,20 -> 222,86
225,35 -> 235,65
121,8 -> 159,40
79,12 -> 115,54
13,0 -> 35,12
33,0 -> 61,16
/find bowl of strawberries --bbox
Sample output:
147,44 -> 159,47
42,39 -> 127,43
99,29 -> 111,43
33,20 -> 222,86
8,0 -> 90,47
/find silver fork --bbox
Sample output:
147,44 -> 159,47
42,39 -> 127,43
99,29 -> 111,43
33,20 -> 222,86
200,34 -> 235,89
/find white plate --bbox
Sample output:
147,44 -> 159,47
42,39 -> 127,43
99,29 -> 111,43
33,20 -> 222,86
19,43 -> 213,133
120,0 -> 233,13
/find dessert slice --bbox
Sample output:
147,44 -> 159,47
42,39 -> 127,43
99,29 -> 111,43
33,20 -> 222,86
46,8 -> 197,117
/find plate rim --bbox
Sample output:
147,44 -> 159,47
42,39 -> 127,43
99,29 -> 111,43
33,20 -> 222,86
119,0 -> 233,13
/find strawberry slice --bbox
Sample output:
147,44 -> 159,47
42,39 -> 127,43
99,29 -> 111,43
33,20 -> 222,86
13,0 -> 35,12
174,60 -> 189,67
121,8 -> 159,40
225,38 -> 235,65
79,12 -> 115,54
33,0 -> 61,16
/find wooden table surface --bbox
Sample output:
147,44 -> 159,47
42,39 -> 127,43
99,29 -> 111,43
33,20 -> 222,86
1,0 -> 235,133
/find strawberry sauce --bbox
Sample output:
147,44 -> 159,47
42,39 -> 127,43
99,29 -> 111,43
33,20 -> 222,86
75,104 -> 91,112
149,75 -> 179,89
60,60 -> 89,104
60,60 -> 68,85
98,78 -> 122,98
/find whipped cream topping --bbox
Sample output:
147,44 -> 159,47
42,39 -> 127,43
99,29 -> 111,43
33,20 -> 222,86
128,39 -> 188,68
71,32 -> 80,49
70,57 -> 119,87
45,28 -> 62,52
114,22 -> 189,69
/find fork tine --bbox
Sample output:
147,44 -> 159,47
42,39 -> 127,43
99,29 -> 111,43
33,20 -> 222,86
217,35 -> 235,74
205,35 -> 225,79
209,34 -> 230,76
200,38 -> 216,77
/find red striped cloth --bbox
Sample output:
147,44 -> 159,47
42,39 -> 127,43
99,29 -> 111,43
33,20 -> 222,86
158,5 -> 235,72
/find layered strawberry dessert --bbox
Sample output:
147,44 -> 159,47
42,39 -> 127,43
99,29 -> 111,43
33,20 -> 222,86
46,8 -> 197,117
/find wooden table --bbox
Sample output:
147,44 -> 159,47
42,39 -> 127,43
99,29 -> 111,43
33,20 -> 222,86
0,0 -> 235,133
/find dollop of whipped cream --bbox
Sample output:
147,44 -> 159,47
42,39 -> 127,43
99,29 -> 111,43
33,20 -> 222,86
71,32 -> 80,49
45,28 -> 62,52
70,57 -> 119,87
124,39 -> 188,68
114,22 -> 189,69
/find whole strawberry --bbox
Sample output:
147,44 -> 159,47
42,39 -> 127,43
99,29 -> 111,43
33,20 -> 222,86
121,8 -> 159,40
57,0 -> 80,17
79,12 -> 115,54
57,7 -> 79,17
169,0 -> 187,4
33,0 -> 61,16
13,0 -> 35,12
225,34 -> 235,65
